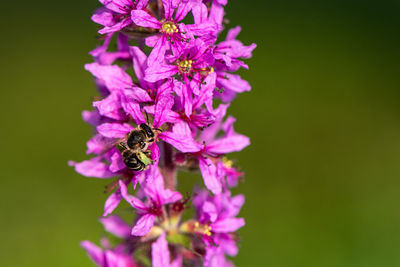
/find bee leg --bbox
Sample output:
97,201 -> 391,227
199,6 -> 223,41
117,142 -> 127,151
143,150 -> 155,164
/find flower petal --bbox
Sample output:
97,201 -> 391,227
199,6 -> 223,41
148,35 -> 167,65
69,158 -> 114,178
81,241 -> 104,266
206,134 -> 250,154
211,218 -> 245,233
131,10 -> 161,28
152,232 -> 170,267
145,64 -> 177,82
131,214 -> 156,236
159,122 -> 202,153
130,46 -> 148,86
104,189 -> 122,216
100,215 -> 131,239
199,156 -> 221,195
85,63 -> 133,90
119,180 -> 147,210
97,123 -> 133,138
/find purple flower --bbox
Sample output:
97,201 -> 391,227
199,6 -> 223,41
92,0 -> 149,34
161,108 -> 249,194
193,190 -> 245,265
77,0 -> 255,265
81,241 -> 138,267
145,40 -> 216,117
152,232 -> 182,267
131,0 -> 217,65
213,26 -> 257,101
119,166 -> 182,236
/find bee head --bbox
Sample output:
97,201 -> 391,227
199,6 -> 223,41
127,130 -> 146,150
140,123 -> 155,138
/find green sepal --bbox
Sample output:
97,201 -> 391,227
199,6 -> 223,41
133,248 -> 151,267
166,233 -> 192,249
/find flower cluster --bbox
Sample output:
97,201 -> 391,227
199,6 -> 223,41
71,0 -> 255,266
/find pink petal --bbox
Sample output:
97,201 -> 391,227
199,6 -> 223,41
81,241 -> 104,266
148,35 -> 167,65
92,8 -> 115,27
136,0 -> 149,9
131,214 -> 156,236
174,0 -> 192,22
130,46 -> 148,84
191,2 -> 208,24
98,18 -> 132,34
162,0 -> 179,19
159,122 -> 202,153
97,123 -> 133,138
226,26 -> 241,40
100,215 -> 131,239
211,218 -> 245,233
104,189 -> 123,216
119,181 -> 147,210
131,10 -> 161,28
119,91 -> 146,125
70,158 -> 114,178
199,156 -> 221,195
145,64 -> 178,82
85,63 -> 133,90
206,134 -> 250,154
93,92 -> 125,120
152,232 -> 170,267
153,89 -> 174,128
109,152 -> 126,172
202,201 -> 218,222
217,73 -> 251,93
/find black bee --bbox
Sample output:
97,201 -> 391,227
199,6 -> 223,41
118,143 -> 152,171
126,123 -> 156,152
117,123 -> 159,171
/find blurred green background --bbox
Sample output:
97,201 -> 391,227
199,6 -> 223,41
1,0 -> 400,266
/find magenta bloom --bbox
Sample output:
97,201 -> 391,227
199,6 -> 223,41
131,0 -> 217,65
119,166 -> 182,236
76,0 -> 255,266
152,233 -> 182,267
92,0 -> 149,34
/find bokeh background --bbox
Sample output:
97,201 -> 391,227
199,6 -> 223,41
1,0 -> 400,266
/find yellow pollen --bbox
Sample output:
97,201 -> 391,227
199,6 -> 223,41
162,21 -> 179,34
178,60 -> 192,73
222,157 -> 233,168
209,67 -> 214,73
194,221 -> 213,236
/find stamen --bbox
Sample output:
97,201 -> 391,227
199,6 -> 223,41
222,157 -> 233,168
194,221 -> 213,236
162,21 -> 179,34
178,60 -> 193,73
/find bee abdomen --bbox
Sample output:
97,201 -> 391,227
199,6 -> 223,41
122,150 -> 146,171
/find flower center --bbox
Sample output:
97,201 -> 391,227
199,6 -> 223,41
147,200 -> 163,216
222,156 -> 233,168
162,21 -> 178,34
178,60 -> 193,74
194,221 -> 212,236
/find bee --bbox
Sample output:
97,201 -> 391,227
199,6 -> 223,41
126,123 -> 156,152
117,123 -> 160,171
118,143 -> 153,171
